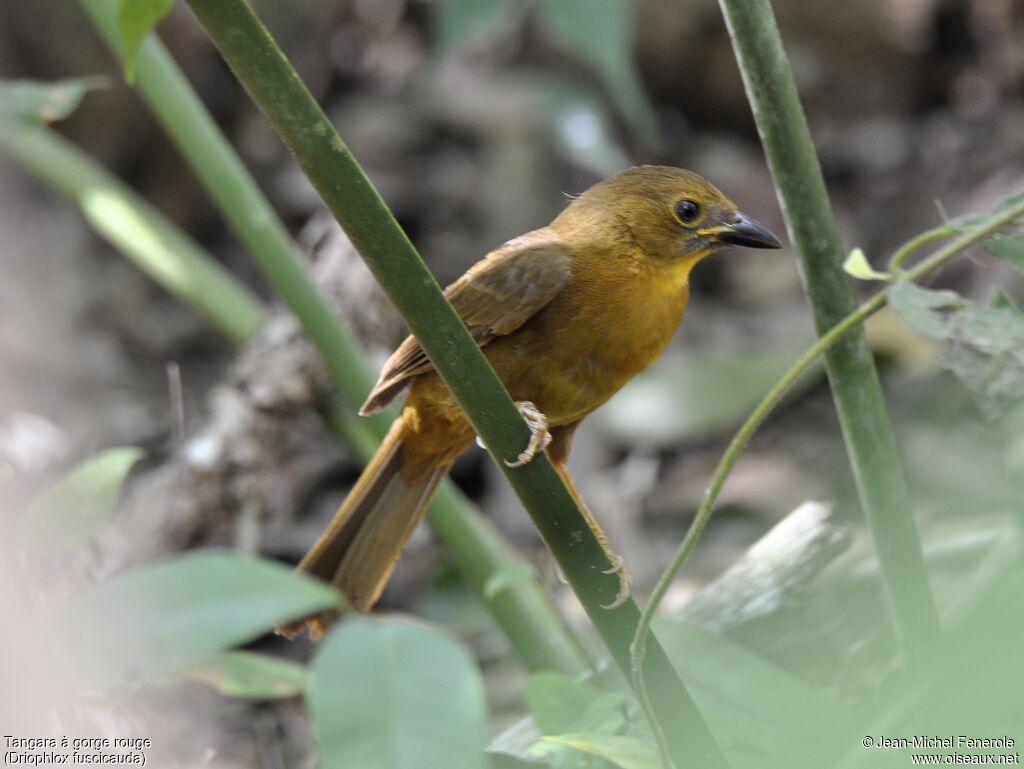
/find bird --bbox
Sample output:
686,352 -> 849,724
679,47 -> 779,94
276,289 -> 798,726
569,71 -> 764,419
280,165 -> 781,638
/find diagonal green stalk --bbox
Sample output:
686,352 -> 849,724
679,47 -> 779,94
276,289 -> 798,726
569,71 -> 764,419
630,196 -> 1024,760
1,126 -> 264,343
76,0 -> 588,677
717,0 -> 940,662
182,0 -> 728,765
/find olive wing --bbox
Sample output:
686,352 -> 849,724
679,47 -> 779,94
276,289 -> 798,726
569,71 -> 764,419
359,235 -> 572,415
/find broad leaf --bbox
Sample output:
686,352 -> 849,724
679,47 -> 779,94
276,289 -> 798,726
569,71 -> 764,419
45,550 -> 342,690
116,0 -> 174,81
653,620 -> 851,766
187,651 -> 309,699
309,616 -> 486,769
0,77 -> 107,136
889,281 -> 1024,418
525,673 -> 631,736
20,446 -> 142,554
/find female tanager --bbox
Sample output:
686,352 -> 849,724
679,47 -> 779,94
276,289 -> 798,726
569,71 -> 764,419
285,165 -> 780,637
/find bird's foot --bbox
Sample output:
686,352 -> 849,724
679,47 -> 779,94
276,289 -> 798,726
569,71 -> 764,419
600,554 -> 632,610
505,401 -> 552,467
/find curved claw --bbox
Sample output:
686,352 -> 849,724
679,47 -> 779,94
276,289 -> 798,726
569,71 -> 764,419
505,401 -> 553,468
599,556 -> 632,610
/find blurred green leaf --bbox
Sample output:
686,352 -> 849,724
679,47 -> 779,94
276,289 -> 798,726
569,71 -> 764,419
309,616 -> 487,769
20,446 -> 143,554
889,281 -> 1024,418
887,282 -> 967,338
187,650 -> 309,699
436,0 -> 514,54
982,233 -> 1024,271
529,734 -> 659,769
534,0 -> 660,146
116,0 -> 174,82
47,550 -> 342,690
653,620 -> 851,766
0,77 -> 108,135
526,673 -> 624,735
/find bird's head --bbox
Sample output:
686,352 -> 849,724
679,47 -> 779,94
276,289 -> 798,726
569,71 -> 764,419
558,165 -> 781,273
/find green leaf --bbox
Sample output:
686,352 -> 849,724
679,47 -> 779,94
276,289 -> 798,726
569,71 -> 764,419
529,734 -> 659,769
887,281 -> 967,339
309,616 -> 487,769
483,562 -> 538,601
653,620 -> 850,765
843,247 -> 889,281
20,446 -> 143,554
0,77 -> 108,136
116,0 -> 175,82
982,233 -> 1024,271
526,673 -> 615,735
44,550 -> 343,690
187,651 -> 309,699
435,0 -> 514,54
890,281 -> 1024,418
535,0 -> 660,146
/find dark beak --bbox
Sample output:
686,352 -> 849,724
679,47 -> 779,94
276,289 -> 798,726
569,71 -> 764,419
716,211 -> 782,249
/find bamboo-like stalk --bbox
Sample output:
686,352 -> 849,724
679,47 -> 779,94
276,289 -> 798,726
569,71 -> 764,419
1,127 -> 264,343
182,0 -> 728,764
716,0 -> 941,660
76,0 -> 589,677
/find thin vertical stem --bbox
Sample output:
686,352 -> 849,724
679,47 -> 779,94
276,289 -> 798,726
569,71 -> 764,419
717,0 -> 941,660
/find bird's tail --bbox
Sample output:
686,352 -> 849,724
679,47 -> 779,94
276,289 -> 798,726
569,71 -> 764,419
278,416 -> 447,638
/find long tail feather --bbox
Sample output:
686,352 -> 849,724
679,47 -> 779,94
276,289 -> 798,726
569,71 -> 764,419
279,417 -> 446,637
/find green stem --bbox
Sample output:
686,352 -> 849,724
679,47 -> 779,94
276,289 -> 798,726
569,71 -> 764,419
630,195 -> 1024,739
888,225 -> 955,275
184,1 -> 727,765
77,0 -> 588,677
717,0 -> 940,661
1,127 -> 263,343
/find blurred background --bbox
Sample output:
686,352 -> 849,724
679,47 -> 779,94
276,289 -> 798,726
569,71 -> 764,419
1,0 -> 1023,766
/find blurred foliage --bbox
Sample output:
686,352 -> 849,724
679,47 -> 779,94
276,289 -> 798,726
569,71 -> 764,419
186,650 -> 310,699
41,551 -> 342,690
309,616 -> 487,769
18,446 -> 142,554
0,77 -> 108,135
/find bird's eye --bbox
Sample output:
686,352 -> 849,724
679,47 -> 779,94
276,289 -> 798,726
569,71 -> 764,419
675,199 -> 701,224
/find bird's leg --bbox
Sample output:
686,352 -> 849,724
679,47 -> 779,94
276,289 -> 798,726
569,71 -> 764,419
505,400 -> 553,467
551,458 -> 631,610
